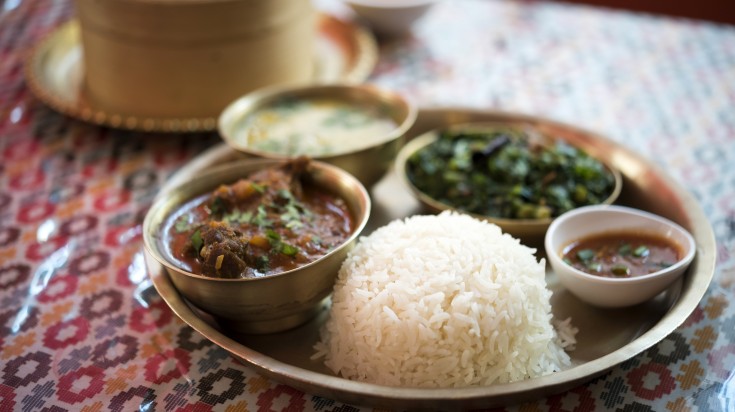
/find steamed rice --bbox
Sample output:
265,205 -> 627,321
313,211 -> 575,388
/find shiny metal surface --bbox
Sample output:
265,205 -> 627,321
24,15 -> 378,133
148,108 -> 715,409
143,159 -> 371,334
218,84 -> 417,187
394,121 -> 623,246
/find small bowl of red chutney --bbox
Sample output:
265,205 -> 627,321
545,205 -> 696,308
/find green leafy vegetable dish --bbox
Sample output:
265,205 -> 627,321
404,125 -> 619,221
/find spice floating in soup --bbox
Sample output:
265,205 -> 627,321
238,97 -> 398,156
163,158 -> 354,279
561,231 -> 682,278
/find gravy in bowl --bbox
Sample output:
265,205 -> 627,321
163,158 -> 354,279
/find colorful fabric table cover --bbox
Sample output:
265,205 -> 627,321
1,0 -> 733,410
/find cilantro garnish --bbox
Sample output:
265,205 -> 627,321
280,243 -> 298,257
174,215 -> 190,232
253,205 -> 272,227
223,209 -> 253,226
281,204 -> 304,229
208,196 -> 225,215
265,229 -> 299,257
252,183 -> 267,194
276,189 -> 312,231
191,229 -> 203,253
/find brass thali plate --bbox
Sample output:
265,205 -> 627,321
24,15 -> 378,133
147,108 -> 715,409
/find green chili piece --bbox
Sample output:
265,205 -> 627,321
576,249 -> 595,262
618,243 -> 632,256
611,264 -> 630,276
587,262 -> 602,272
633,245 -> 650,258
191,229 -> 203,253
280,243 -> 299,257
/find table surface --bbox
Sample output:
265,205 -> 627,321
1,0 -> 734,411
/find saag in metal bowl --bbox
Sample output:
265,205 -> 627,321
395,122 -> 622,244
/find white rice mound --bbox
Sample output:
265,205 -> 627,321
313,211 -> 575,388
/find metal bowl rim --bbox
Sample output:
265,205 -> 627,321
217,83 -> 418,159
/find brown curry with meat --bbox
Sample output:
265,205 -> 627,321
163,158 -> 354,279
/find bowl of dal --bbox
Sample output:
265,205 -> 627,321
394,122 -> 622,244
143,158 -> 371,334
218,84 -> 417,186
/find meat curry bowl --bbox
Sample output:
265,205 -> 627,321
143,158 -> 371,334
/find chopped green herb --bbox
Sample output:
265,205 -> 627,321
255,255 -> 270,271
208,196 -> 225,215
174,215 -> 190,232
264,229 -> 299,257
280,243 -> 299,257
281,204 -> 304,229
229,209 -> 254,225
253,205 -> 272,227
191,229 -> 203,253
265,229 -> 280,243
278,189 -> 294,201
252,183 -> 267,194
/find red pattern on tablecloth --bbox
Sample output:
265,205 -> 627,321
1,0 -> 734,410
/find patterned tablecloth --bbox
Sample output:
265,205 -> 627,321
1,0 -> 734,410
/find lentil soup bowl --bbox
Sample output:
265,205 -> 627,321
218,83 -> 417,187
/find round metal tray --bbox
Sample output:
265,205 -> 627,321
146,108 -> 715,409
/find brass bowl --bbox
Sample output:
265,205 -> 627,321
395,122 -> 623,246
218,84 -> 417,186
143,159 -> 371,334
